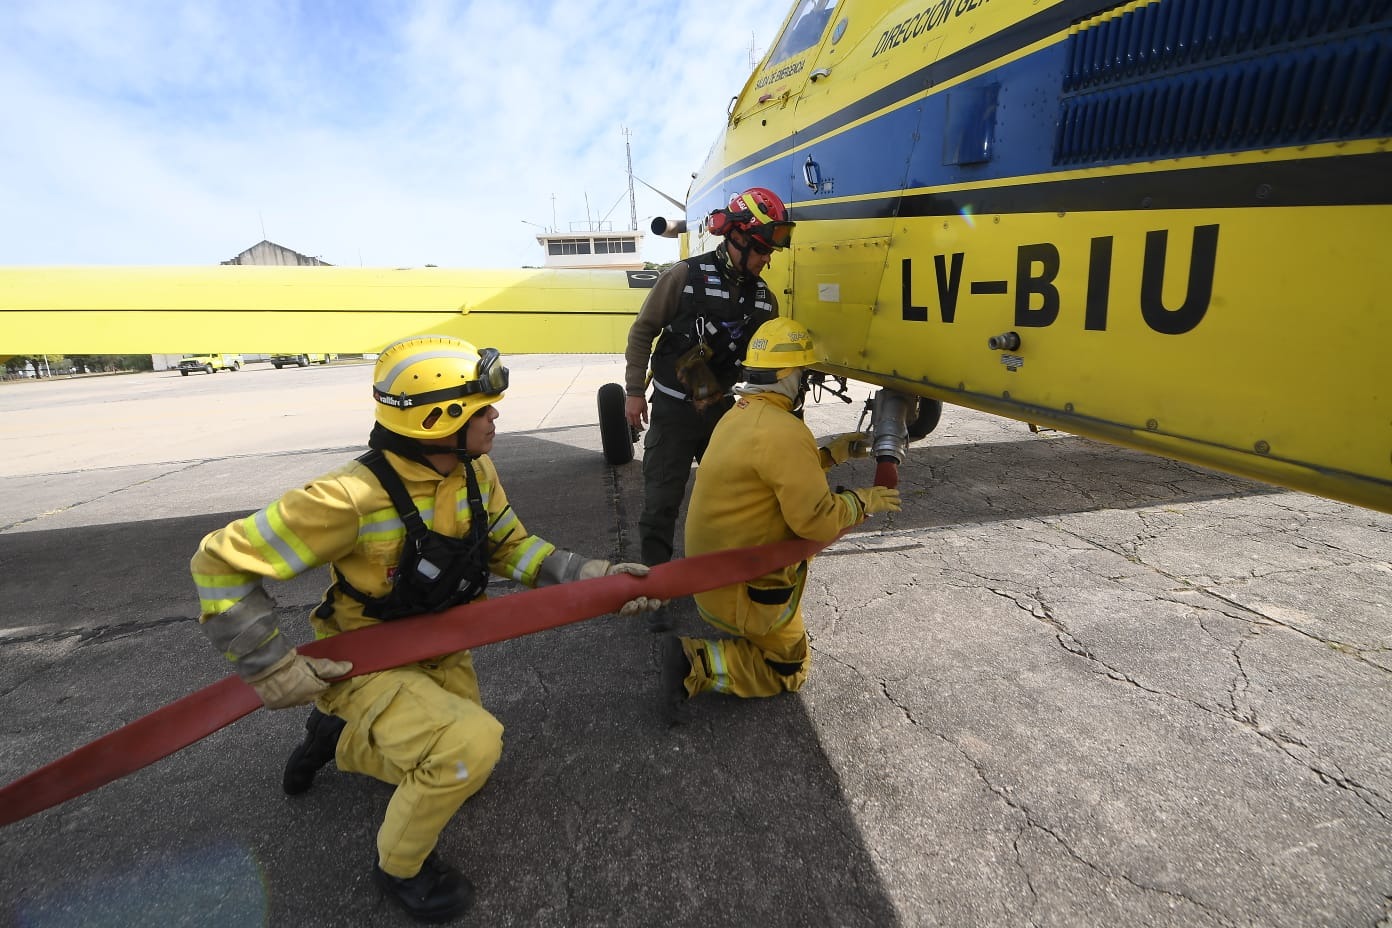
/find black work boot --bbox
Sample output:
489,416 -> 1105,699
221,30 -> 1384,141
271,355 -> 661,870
282,707 -> 345,796
374,852 -> 475,923
658,636 -> 691,725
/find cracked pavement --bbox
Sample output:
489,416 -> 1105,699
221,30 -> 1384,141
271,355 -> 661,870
1,358 -> 1389,928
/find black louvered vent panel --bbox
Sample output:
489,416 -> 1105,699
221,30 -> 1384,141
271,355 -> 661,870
1055,0 -> 1392,163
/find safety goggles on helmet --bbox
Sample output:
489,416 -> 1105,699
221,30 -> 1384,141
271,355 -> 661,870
745,221 -> 795,254
373,347 -> 509,410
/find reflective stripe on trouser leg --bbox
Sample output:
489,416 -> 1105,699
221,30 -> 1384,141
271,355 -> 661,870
323,653 -> 503,879
683,605 -> 811,699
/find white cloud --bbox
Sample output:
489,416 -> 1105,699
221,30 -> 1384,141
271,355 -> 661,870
0,0 -> 791,268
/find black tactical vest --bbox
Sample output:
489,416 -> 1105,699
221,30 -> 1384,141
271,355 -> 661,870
650,250 -> 774,396
323,449 -> 491,621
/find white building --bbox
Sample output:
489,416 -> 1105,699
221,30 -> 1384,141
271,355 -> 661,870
534,223 -> 644,271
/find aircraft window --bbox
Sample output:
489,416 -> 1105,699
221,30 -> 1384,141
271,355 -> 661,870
769,0 -> 834,64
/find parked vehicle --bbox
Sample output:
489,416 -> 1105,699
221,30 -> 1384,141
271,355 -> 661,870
271,353 -> 336,368
178,354 -> 242,375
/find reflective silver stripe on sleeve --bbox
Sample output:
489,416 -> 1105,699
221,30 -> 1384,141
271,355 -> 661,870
535,549 -> 587,587
253,508 -> 314,576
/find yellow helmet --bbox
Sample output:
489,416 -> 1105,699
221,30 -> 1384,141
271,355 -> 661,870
742,317 -> 818,377
372,335 -> 508,439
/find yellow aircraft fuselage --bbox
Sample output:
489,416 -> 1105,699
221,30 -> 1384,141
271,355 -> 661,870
685,0 -> 1391,514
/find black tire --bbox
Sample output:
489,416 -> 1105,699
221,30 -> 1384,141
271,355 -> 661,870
204,364 -> 213,375
180,370 -> 189,376
273,362 -> 283,369
597,383 -> 635,465
297,356 -> 308,367
906,398 -> 943,439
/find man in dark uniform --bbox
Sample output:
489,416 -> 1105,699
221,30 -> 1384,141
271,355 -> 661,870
623,187 -> 795,590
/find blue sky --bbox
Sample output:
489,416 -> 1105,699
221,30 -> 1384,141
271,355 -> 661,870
0,1 -> 793,268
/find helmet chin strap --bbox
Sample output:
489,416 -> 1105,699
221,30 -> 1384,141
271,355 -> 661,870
368,423 -> 477,466
450,428 -> 479,461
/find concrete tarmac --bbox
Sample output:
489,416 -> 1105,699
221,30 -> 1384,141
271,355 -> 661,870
1,357 -> 1389,928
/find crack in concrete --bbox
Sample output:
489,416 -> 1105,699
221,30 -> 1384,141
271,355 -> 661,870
1034,526 -> 1392,815
0,461 -> 208,533
1004,583 -> 1392,823
1199,588 -> 1391,675
0,613 -> 194,648
812,642 -> 1237,924
951,725 -> 1241,928
603,448 -> 634,564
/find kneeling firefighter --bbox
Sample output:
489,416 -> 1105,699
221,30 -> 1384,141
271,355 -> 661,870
658,317 -> 901,717
190,335 -> 663,923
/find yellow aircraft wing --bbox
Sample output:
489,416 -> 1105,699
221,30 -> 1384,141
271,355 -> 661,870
0,265 -> 656,354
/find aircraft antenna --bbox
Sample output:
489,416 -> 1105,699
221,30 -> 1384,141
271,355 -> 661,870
624,126 -> 638,232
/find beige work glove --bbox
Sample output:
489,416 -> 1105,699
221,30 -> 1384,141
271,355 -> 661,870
577,560 -> 667,616
819,432 -> 870,468
852,486 -> 902,517
246,650 -> 353,710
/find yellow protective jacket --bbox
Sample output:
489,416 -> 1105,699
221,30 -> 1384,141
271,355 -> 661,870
684,392 -> 863,592
192,450 -> 555,646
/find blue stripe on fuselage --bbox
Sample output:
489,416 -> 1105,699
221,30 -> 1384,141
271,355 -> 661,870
690,0 -> 1392,222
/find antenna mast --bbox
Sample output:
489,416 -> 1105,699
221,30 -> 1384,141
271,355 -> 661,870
623,127 -> 638,232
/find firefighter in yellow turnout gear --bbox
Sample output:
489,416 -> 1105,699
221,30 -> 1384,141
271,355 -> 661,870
191,335 -> 662,923
659,318 -> 901,713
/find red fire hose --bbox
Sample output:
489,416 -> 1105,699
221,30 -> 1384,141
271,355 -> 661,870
0,536 -> 830,828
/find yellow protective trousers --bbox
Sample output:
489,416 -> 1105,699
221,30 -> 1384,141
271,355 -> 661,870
683,568 -> 811,699
320,650 -> 503,879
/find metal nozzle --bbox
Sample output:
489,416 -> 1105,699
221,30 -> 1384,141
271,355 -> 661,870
869,389 -> 914,464
987,331 -> 1021,351
650,217 -> 687,238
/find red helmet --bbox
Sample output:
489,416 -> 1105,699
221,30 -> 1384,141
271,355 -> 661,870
706,186 -> 794,252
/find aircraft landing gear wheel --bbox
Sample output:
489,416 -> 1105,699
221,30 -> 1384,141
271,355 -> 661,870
597,382 -> 635,465
907,398 -> 943,439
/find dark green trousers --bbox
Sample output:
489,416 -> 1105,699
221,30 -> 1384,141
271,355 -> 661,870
638,391 -> 732,565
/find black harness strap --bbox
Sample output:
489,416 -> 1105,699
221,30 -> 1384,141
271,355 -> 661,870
329,449 -> 491,619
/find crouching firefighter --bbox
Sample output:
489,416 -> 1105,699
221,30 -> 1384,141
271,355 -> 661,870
657,317 -> 902,720
190,335 -> 663,923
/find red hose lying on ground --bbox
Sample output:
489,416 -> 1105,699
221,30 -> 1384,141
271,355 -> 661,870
0,536 -> 830,828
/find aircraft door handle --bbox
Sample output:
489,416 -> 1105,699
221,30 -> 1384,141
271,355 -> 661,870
804,156 -> 823,191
